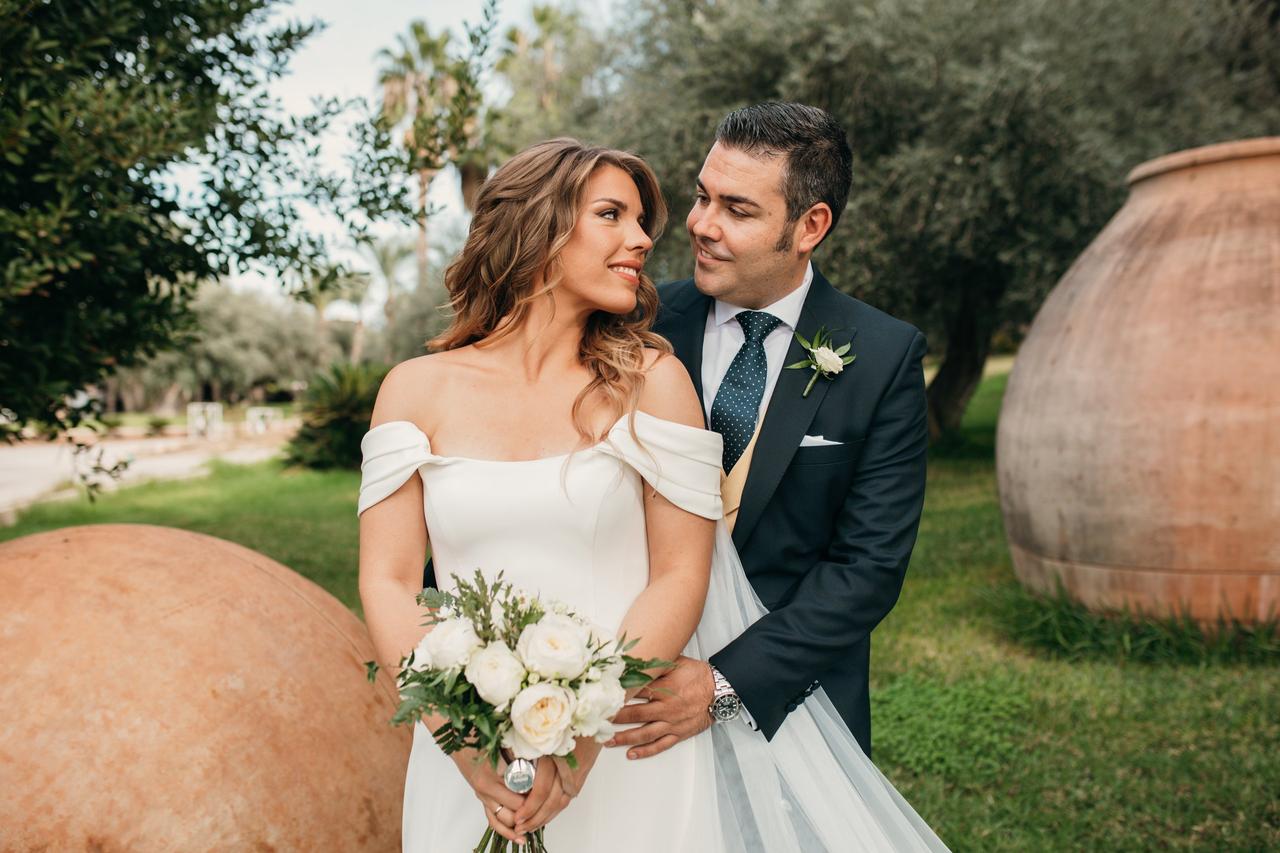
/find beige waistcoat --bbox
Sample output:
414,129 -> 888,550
720,425 -> 761,534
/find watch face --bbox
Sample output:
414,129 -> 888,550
711,694 -> 741,722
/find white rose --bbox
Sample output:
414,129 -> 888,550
424,617 -> 482,670
409,633 -> 434,672
465,642 -> 526,709
504,683 -> 577,759
812,345 -> 844,374
573,677 -> 627,739
516,614 -> 592,680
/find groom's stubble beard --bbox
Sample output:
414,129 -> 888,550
773,218 -> 795,253
690,222 -> 799,308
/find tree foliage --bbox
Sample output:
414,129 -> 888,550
494,0 -> 1280,437
488,4 -> 611,158
112,284 -> 338,409
0,0 -> 414,437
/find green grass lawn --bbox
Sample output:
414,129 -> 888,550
4,375 -> 1277,850
3,460 -> 363,612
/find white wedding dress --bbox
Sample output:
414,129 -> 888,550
359,411 -> 949,852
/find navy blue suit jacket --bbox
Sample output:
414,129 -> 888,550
655,268 -> 928,753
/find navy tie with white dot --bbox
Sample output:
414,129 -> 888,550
710,310 -> 783,472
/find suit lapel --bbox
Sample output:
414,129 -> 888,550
657,284 -> 711,410
732,270 -> 856,550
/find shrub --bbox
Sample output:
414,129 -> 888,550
146,416 -> 170,436
286,362 -> 390,470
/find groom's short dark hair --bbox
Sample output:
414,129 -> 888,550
715,102 -> 853,240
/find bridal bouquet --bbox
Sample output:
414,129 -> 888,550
366,570 -> 666,852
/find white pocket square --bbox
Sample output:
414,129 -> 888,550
799,434 -> 843,447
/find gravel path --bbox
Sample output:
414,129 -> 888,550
0,427 -> 295,523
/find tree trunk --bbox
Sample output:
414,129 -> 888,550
103,377 -> 119,414
158,383 -> 184,416
926,274 -> 1004,441
459,161 -> 486,212
350,320 -> 366,364
314,302 -> 328,339
121,379 -> 146,412
416,169 -> 435,291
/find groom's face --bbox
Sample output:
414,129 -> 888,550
686,142 -> 801,309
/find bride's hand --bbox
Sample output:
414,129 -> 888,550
450,749 -> 528,846
511,755 -> 572,838
551,737 -> 603,798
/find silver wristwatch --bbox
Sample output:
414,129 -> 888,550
707,665 -> 742,723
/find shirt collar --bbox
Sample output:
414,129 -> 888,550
712,261 -> 813,331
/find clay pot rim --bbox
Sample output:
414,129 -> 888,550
1126,137 -> 1280,187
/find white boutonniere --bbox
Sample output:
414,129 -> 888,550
786,326 -> 855,397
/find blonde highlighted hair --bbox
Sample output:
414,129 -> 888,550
431,138 -> 672,444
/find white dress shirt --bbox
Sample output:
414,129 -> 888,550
702,263 -> 813,733
701,262 -> 813,425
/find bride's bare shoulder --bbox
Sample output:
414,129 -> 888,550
638,348 -> 702,429
370,351 -> 473,429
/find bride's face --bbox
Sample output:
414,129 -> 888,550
554,164 -> 653,316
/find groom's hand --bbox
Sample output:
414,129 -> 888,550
606,655 -> 714,759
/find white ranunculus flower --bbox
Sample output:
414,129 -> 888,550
573,677 -> 627,739
516,614 -> 592,680
465,642 -> 526,709
812,345 -> 844,374
424,617 -> 482,670
504,683 -> 577,759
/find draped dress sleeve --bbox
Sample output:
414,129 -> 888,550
356,420 -> 440,516
598,410 -> 725,521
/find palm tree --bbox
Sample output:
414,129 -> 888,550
358,234 -> 417,329
300,264 -> 373,363
501,6 -> 571,114
378,22 -> 460,292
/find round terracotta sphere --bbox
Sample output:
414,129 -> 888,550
0,525 -> 410,849
997,138 -> 1280,623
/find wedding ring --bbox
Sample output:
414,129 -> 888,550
493,804 -> 505,816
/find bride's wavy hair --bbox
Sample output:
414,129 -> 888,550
431,138 -> 671,444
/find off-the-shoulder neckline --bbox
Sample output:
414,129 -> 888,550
365,410 -> 711,465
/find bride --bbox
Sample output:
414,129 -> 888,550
357,138 -> 948,851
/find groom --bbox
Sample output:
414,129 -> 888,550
609,102 -> 928,757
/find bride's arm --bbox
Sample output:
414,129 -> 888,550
359,362 -> 529,845
359,362 -> 434,670
538,353 -> 713,810
616,352 -> 716,666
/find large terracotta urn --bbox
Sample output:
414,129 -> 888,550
997,138 -> 1280,623
0,525 -> 410,850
